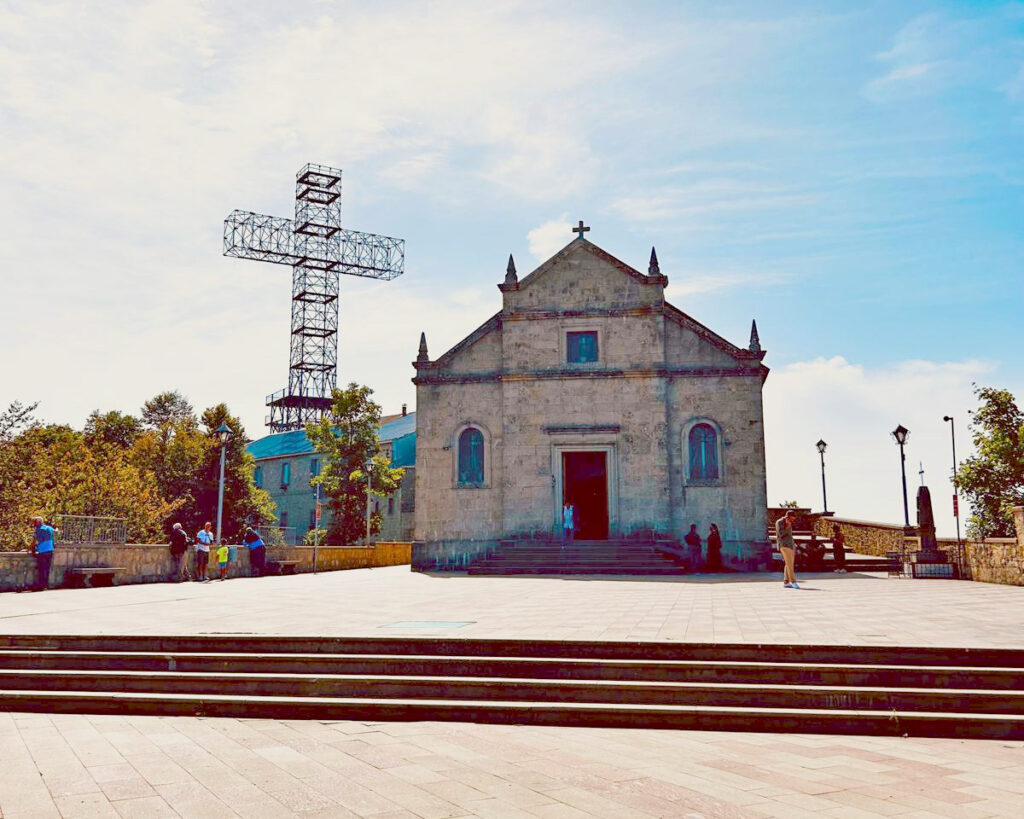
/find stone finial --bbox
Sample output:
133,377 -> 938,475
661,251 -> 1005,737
748,320 -> 761,354
504,254 -> 517,286
417,331 -> 429,363
648,247 -> 660,277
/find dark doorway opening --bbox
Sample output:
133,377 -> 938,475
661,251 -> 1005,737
562,451 -> 609,540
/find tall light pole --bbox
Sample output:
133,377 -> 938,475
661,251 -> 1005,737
215,423 -> 232,544
816,439 -> 828,513
891,424 -> 911,529
943,415 -> 962,553
365,462 -> 373,543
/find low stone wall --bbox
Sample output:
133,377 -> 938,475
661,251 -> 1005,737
0,541 -> 411,593
963,538 -> 1024,587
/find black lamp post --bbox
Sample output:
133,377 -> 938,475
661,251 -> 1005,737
215,423 -> 232,544
943,415 -> 962,553
891,424 -> 910,529
815,439 -> 828,513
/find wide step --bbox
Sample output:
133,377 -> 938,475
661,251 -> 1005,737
1,635 -> 1021,739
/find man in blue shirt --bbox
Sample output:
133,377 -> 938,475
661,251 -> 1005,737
30,516 -> 55,591
242,527 -> 266,577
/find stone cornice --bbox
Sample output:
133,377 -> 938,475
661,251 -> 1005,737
413,364 -> 765,386
503,306 -> 658,321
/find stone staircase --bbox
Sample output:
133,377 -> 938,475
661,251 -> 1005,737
467,538 -> 685,575
1,634 -> 1022,739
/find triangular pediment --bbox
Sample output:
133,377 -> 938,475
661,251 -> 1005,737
505,239 -> 667,312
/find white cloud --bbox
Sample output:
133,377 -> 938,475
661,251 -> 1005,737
666,269 -> 793,298
607,181 -> 817,225
526,217 -> 571,261
764,355 -> 997,538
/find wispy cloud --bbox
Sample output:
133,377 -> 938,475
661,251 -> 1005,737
526,217 -> 572,261
666,269 -> 793,298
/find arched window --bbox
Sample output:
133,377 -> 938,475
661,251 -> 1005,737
689,423 -> 719,481
458,428 -> 485,484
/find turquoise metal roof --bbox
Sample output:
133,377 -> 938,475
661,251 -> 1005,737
246,412 -> 416,462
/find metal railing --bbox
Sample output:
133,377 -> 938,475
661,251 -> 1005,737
256,525 -> 299,546
55,515 -> 127,544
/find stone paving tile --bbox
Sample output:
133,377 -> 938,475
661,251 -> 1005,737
3,566 -> 1024,648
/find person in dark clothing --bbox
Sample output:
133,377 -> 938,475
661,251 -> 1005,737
168,523 -> 190,582
832,523 -> 847,573
684,524 -> 702,567
706,523 -> 723,571
242,527 -> 266,577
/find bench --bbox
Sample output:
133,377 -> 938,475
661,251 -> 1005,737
266,559 -> 301,576
66,567 -> 125,588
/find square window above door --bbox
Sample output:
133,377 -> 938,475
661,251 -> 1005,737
567,331 -> 599,363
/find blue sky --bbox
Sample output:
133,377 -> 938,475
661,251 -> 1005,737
1,0 -> 1022,535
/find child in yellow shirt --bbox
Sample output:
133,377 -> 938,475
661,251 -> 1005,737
216,543 -> 229,580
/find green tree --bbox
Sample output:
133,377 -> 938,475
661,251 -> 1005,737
306,384 -> 404,545
0,422 -> 179,549
955,386 -> 1024,538
84,410 -> 142,448
194,404 -> 276,539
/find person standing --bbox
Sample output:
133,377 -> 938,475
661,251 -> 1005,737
706,523 -> 723,571
30,516 -> 55,591
776,510 -> 799,588
832,523 -> 847,573
216,542 -> 230,580
561,501 -> 575,541
168,523 -> 190,582
242,527 -> 266,577
684,524 -> 702,566
195,522 -> 214,582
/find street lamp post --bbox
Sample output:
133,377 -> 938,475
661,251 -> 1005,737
215,423 -> 232,544
891,424 -> 911,529
365,463 -> 373,543
815,439 -> 828,513
943,415 -> 963,554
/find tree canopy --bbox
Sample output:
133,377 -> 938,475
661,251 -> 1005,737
0,393 -> 275,550
955,386 -> 1024,539
306,383 -> 404,545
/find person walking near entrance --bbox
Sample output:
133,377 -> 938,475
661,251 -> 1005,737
168,523 -> 190,582
561,502 -> 576,540
195,522 -> 213,582
706,523 -> 723,571
776,510 -> 799,588
831,523 -> 847,573
242,527 -> 266,576
29,516 -> 55,591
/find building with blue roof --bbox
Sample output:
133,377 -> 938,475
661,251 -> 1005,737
246,408 -> 416,543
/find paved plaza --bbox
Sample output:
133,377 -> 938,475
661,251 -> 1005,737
1,565 -> 1023,647
2,567 -> 1024,817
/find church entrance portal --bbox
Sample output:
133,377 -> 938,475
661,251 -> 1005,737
562,451 -> 609,540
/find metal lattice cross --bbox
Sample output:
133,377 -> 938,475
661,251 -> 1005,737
223,164 -> 405,433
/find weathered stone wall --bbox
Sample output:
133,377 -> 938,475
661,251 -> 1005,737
962,506 -> 1024,587
0,542 -> 411,592
963,538 -> 1024,586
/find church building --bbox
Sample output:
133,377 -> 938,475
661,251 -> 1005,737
411,228 -> 770,571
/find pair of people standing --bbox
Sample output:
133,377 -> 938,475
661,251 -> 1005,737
684,523 -> 723,571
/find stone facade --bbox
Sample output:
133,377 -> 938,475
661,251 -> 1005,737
412,238 -> 770,570
0,541 -> 411,592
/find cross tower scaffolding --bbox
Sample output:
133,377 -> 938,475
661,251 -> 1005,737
224,164 -> 405,432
